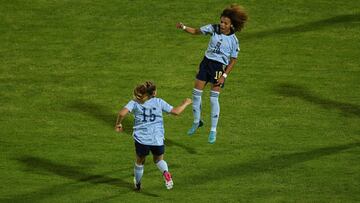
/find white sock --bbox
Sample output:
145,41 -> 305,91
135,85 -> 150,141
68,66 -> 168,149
192,88 -> 203,124
156,160 -> 169,174
210,91 -> 220,132
134,163 -> 144,184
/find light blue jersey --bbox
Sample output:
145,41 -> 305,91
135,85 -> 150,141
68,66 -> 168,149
200,24 -> 240,65
125,98 -> 173,146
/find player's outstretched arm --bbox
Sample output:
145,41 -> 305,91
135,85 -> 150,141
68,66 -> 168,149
176,22 -> 201,35
171,98 -> 192,115
115,108 -> 129,132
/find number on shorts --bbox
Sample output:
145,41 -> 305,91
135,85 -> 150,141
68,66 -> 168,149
214,71 -> 223,80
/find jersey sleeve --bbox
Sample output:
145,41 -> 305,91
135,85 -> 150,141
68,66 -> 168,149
124,100 -> 136,112
200,24 -> 215,35
230,38 -> 240,58
159,99 -> 173,113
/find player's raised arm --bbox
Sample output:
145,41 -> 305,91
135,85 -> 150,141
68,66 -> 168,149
176,22 -> 202,35
170,98 -> 192,115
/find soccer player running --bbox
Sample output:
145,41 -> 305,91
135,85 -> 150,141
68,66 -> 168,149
176,4 -> 247,144
115,81 -> 192,190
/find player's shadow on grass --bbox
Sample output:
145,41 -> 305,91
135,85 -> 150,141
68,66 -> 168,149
17,156 -> 131,187
274,83 -> 360,118
242,13 -> 360,40
7,156 -> 160,201
68,101 -> 133,135
187,142 -> 359,185
165,138 -> 197,154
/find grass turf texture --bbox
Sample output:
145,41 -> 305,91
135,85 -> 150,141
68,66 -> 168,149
1,0 -> 359,202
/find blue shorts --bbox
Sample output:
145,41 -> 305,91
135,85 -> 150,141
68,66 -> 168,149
135,141 -> 164,157
196,57 -> 226,86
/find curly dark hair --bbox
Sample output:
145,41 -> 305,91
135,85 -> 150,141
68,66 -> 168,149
221,4 -> 248,32
133,81 -> 156,103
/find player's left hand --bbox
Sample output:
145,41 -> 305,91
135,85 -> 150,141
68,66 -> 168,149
216,76 -> 225,86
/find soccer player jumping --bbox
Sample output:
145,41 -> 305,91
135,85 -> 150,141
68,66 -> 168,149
176,4 -> 248,144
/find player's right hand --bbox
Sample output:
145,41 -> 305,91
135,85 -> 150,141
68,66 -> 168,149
115,124 -> 124,132
176,22 -> 184,29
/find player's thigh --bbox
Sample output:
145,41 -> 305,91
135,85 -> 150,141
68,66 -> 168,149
211,84 -> 221,92
134,141 -> 150,160
194,79 -> 207,90
150,145 -> 164,163
136,155 -> 146,165
153,154 -> 164,163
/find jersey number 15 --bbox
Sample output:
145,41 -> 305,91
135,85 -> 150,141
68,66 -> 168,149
142,107 -> 156,122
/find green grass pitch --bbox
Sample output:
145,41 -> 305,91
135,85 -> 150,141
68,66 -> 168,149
0,0 -> 359,202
